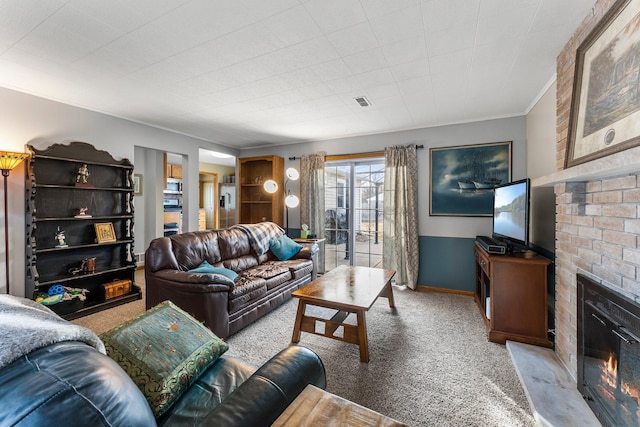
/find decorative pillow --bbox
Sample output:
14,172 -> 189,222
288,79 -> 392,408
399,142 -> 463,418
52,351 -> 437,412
189,260 -> 239,281
100,300 -> 229,417
269,233 -> 303,261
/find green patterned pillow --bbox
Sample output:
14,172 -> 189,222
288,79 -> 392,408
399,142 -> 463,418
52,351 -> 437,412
100,300 -> 228,417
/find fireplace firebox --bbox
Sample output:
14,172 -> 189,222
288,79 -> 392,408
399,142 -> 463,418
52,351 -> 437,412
578,274 -> 640,427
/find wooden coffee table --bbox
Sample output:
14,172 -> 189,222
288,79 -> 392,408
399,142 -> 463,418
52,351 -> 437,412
272,384 -> 408,426
291,265 -> 396,362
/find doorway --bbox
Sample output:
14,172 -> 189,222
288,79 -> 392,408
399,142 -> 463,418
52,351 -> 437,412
199,172 -> 218,229
324,158 -> 385,270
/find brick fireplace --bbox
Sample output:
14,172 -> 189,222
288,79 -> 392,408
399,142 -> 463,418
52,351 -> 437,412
554,176 -> 640,379
553,0 -> 640,381
577,273 -> 640,425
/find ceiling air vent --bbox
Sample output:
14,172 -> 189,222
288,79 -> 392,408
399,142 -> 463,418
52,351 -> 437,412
354,96 -> 371,107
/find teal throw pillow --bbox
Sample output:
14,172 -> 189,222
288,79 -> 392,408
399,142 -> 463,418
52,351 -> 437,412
269,234 -> 303,261
100,300 -> 229,417
189,260 -> 238,281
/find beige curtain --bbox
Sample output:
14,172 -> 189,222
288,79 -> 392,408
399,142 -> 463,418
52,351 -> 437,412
300,152 -> 326,238
383,145 -> 419,289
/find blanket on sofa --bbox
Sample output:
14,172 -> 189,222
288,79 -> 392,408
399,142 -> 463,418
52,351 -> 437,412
232,222 -> 284,256
0,295 -> 105,369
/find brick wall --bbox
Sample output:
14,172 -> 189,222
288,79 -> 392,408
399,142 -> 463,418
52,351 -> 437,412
554,0 -> 639,379
554,177 -> 640,377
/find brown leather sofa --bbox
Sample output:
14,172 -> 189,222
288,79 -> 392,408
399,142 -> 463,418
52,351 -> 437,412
145,227 -> 318,339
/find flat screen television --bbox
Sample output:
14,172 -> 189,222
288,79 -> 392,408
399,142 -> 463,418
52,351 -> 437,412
492,178 -> 530,252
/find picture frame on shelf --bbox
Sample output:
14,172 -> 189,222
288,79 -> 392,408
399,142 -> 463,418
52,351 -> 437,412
429,141 -> 512,216
134,174 -> 142,195
95,222 -> 117,243
566,0 -> 640,167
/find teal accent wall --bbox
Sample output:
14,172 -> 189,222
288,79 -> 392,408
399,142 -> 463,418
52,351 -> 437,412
418,236 -> 476,292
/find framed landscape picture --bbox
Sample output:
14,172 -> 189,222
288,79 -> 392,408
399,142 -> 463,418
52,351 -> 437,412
430,141 -> 512,216
566,0 -> 640,167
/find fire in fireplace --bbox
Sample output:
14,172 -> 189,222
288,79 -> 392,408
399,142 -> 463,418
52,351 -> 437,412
578,273 -> 640,427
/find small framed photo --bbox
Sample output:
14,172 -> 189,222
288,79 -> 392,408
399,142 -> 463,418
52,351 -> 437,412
134,174 -> 142,195
95,222 -> 117,243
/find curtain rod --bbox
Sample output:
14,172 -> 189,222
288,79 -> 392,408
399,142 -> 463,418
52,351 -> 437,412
288,144 -> 424,160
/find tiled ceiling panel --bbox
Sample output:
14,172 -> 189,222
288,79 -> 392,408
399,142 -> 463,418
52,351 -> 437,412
0,0 -> 596,148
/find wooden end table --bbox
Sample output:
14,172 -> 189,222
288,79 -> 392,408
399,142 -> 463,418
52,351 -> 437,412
272,384 -> 408,426
291,265 -> 396,363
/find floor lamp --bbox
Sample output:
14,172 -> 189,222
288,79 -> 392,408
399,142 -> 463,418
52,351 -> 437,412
263,167 -> 299,235
0,151 -> 29,294
284,168 -> 299,236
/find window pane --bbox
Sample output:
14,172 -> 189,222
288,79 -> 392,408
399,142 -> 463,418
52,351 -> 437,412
324,158 -> 383,270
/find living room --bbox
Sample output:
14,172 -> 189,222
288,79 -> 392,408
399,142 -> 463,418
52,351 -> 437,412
2,0 -> 640,425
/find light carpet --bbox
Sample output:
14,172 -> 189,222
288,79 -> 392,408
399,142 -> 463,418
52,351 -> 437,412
224,287 -> 535,427
73,273 -> 535,426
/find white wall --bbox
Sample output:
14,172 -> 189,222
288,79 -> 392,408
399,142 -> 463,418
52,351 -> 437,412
0,86 -> 237,296
199,162 -> 236,178
242,116 -> 527,238
526,81 -> 558,252
526,81 -> 557,179
1,83 -> 531,295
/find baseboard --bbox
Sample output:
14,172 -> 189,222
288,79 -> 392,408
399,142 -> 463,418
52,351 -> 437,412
417,285 -> 474,297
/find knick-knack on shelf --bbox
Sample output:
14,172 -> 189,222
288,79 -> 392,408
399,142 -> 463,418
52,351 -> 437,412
76,163 -> 89,184
74,207 -> 92,218
55,227 -> 68,248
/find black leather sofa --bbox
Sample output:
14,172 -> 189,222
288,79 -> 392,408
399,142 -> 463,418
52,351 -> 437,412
0,340 -> 326,426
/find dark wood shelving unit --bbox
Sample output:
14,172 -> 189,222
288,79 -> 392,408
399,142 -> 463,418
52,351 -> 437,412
35,266 -> 136,287
35,184 -> 134,191
34,215 -> 134,221
25,141 -> 141,319
474,241 -> 552,347
35,240 -> 134,253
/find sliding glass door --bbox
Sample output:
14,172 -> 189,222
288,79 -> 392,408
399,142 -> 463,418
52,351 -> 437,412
324,158 -> 385,270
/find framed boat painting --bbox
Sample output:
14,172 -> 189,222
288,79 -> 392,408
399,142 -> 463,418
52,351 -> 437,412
566,0 -> 640,167
430,141 -> 512,216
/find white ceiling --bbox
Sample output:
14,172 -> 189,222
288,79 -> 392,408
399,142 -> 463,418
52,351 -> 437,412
0,0 -> 596,150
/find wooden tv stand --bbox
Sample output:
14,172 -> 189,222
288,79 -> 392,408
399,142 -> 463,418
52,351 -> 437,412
474,242 -> 552,347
